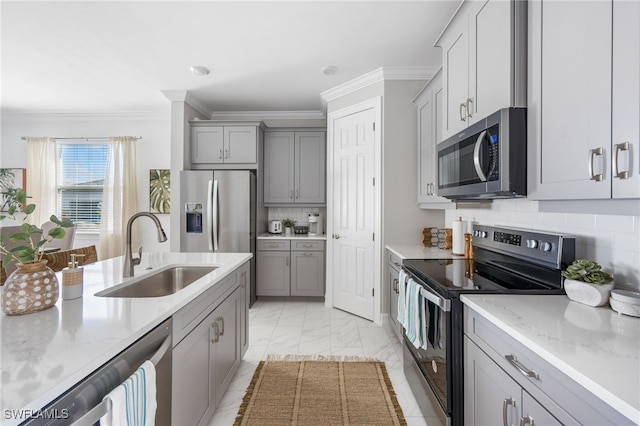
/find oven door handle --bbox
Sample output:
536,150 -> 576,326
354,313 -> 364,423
419,286 -> 451,312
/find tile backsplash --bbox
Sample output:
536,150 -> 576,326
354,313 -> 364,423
445,199 -> 640,291
268,207 -> 326,232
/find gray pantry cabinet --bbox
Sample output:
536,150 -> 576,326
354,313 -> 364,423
528,0 -> 640,200
435,0 -> 526,140
256,239 -> 325,297
263,130 -> 326,206
191,123 -> 259,165
171,262 -> 247,426
387,249 -> 403,342
464,305 -> 630,425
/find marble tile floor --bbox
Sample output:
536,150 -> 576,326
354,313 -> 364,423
207,299 -> 430,426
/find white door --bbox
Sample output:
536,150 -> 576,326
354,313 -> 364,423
328,102 -> 378,321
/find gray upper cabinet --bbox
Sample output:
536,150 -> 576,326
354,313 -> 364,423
264,130 -> 326,206
436,0 -> 526,140
414,69 -> 452,208
528,0 -> 640,200
191,123 -> 259,165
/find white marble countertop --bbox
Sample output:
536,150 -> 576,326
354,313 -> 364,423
385,243 -> 456,260
258,232 -> 327,240
461,294 -> 640,424
0,252 -> 252,426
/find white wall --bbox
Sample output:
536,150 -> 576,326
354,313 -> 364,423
1,112 -> 173,258
445,200 -> 640,291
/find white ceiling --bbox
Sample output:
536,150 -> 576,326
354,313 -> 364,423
1,1 -> 460,116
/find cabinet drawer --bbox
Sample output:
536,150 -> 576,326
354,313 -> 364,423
464,305 -> 630,425
291,240 -> 325,251
257,240 -> 291,251
173,270 -> 238,345
387,250 -> 402,271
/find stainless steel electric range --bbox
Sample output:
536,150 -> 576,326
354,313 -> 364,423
401,225 -> 576,426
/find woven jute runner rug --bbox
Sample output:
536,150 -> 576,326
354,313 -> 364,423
234,355 -> 407,426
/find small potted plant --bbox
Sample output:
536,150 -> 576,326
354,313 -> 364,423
282,218 -> 296,235
562,259 -> 614,307
0,189 -> 74,315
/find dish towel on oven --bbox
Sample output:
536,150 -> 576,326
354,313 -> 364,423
100,360 -> 157,426
404,278 -> 427,349
397,269 -> 407,326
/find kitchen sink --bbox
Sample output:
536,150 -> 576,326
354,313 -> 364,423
95,266 -> 217,298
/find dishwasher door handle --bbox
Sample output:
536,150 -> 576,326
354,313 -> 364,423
70,334 -> 171,426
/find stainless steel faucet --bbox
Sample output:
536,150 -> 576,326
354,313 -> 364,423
123,212 -> 168,278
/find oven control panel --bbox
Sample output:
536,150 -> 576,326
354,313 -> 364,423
473,225 -> 575,269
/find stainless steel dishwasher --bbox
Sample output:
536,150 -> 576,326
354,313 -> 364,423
21,318 -> 172,426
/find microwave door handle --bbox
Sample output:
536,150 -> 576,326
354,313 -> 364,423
473,130 -> 488,182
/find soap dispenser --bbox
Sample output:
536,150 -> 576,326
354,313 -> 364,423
62,254 -> 85,300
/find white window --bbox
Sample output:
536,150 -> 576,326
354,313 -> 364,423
56,143 -> 109,233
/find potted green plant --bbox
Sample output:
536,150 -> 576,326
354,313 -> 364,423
0,189 -> 74,315
282,218 -> 296,235
562,259 -> 614,307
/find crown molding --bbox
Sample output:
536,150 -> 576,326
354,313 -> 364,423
1,111 -> 169,122
161,90 -> 214,118
210,110 -> 326,121
320,66 -> 436,105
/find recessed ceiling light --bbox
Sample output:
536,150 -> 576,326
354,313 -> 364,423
321,65 -> 338,75
190,65 -> 210,76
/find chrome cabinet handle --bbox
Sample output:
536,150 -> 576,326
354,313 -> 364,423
219,149 -> 223,160
332,234 -> 341,239
503,397 -> 517,426
302,252 -> 313,256
588,147 -> 605,181
392,278 -> 399,293
505,354 -> 540,380
302,244 -> 313,248
393,262 -> 401,268
225,149 -> 229,159
466,98 -> 474,118
290,190 -> 294,199
520,415 -> 534,426
460,102 -> 467,122
285,256 -> 289,266
211,322 -> 220,343
295,189 -> 299,199
217,316 -> 225,336
268,243 -> 279,248
613,142 -> 630,179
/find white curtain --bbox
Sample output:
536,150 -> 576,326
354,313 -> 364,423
26,137 -> 57,226
99,136 -> 138,259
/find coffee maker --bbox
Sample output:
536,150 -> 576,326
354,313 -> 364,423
308,213 -> 323,236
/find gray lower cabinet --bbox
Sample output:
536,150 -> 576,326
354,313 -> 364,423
464,305 -> 630,425
257,239 -> 324,297
387,249 -> 402,341
172,264 -> 244,426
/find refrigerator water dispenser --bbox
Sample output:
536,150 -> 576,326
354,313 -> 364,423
185,203 -> 203,233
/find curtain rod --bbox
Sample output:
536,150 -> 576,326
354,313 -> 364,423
20,136 -> 142,141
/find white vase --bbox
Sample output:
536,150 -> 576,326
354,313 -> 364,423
284,227 -> 292,236
564,279 -> 614,307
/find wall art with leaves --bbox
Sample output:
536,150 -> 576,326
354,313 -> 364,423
149,169 -> 170,214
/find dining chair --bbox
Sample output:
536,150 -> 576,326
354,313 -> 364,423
42,245 -> 98,273
1,225 -> 44,280
41,221 -> 77,251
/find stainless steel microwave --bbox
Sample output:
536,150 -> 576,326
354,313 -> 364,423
437,107 -> 527,200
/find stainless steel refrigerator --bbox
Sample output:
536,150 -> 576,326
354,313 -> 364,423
180,170 -> 257,304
